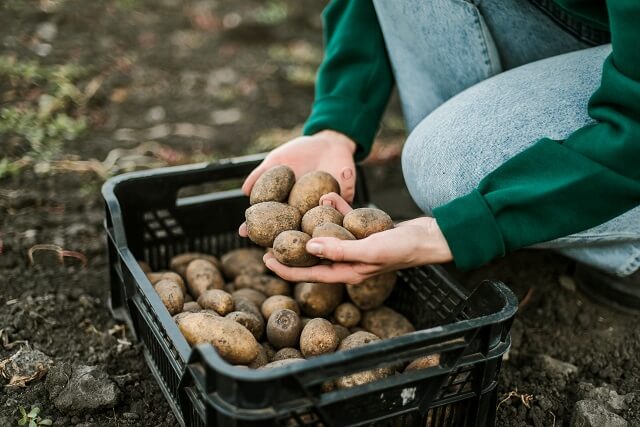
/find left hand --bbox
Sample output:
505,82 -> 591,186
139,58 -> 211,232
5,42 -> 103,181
260,195 -> 453,284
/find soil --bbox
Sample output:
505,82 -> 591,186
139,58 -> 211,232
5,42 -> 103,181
1,1 -> 639,426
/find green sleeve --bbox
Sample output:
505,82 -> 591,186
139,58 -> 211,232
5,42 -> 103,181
434,0 -> 640,270
303,0 -> 394,161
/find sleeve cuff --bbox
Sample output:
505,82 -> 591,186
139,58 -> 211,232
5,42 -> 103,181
302,95 -> 379,162
433,189 -> 506,270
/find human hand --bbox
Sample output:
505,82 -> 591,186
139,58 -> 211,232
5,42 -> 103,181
241,130 -> 358,203
261,193 -> 453,284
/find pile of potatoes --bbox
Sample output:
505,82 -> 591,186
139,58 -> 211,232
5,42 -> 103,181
245,166 -> 394,266
140,248 -> 440,390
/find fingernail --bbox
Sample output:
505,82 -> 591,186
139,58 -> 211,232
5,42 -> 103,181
341,168 -> 353,180
321,199 -> 334,207
307,242 -> 323,255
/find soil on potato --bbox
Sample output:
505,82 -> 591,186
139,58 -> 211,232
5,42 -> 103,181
1,0 -> 639,426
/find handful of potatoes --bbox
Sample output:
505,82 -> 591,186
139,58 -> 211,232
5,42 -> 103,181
245,165 -> 393,267
141,166 -> 438,390
143,247 -> 439,390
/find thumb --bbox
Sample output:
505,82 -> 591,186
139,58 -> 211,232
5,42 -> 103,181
306,237 -> 366,262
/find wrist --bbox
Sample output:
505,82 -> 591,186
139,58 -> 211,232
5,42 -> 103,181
417,217 -> 454,264
314,130 -> 357,155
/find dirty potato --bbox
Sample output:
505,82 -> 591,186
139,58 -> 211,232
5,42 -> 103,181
273,231 -> 319,267
300,318 -> 339,358
232,288 -> 267,308
154,279 -> 184,315
335,331 -> 394,389
226,311 -> 264,340
175,312 -> 260,365
346,272 -> 396,310
342,208 -> 393,239
182,301 -> 202,313
333,324 -> 351,342
361,306 -> 415,339
288,171 -> 340,215
261,295 -> 300,319
312,223 -> 356,240
185,259 -> 225,298
234,274 -> 289,296
220,248 -> 266,279
245,202 -> 302,247
333,302 -> 361,328
197,289 -> 234,315
272,347 -> 303,361
250,165 -> 296,205
266,309 -> 302,349
248,345 -> 269,369
170,253 -> 221,278
301,206 -> 344,235
147,271 -> 187,295
294,282 -> 344,317
259,359 -> 304,369
405,354 -> 441,372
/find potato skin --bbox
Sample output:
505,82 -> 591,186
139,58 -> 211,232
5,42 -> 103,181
333,324 -> 351,342
259,359 -> 304,369
185,259 -> 225,298
300,318 -> 339,358
361,306 -> 415,339
232,288 -> 267,308
234,274 -> 289,296
154,279 -> 185,315
248,345 -> 269,368
266,309 -> 302,349
220,248 -> 266,279
404,354 -> 441,372
226,311 -> 264,340
170,253 -> 221,278
250,165 -> 296,205
294,282 -> 344,317
333,303 -> 361,328
245,202 -> 302,247
335,331 -> 394,389
343,208 -> 393,239
175,312 -> 260,365
301,206 -> 344,235
197,289 -> 234,315
147,271 -> 187,295
312,223 -> 356,240
273,231 -> 319,267
346,272 -> 396,310
288,171 -> 340,215
261,295 -> 300,319
272,347 -> 303,361
182,301 -> 202,313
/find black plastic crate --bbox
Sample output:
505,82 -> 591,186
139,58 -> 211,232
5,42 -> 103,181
102,154 -> 518,427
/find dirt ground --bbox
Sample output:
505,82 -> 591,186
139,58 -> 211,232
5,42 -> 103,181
1,1 -> 638,426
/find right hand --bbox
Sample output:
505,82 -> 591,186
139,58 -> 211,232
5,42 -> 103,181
242,129 -> 358,203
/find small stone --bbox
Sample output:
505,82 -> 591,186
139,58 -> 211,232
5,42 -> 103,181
33,42 -> 52,57
538,354 -> 578,377
145,106 -> 166,123
36,22 -> 58,41
46,363 -> 121,413
211,108 -> 242,125
571,400 -> 627,427
578,382 -> 634,414
559,274 -> 576,292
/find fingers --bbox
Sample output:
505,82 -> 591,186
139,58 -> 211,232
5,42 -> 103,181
319,192 -> 353,215
263,252 -> 367,284
338,167 -> 356,203
306,237 -> 376,263
241,162 -> 269,196
238,222 -> 248,237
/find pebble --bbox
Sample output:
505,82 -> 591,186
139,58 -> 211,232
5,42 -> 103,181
577,382 -> 635,414
33,42 -> 52,57
145,106 -> 166,123
36,22 -> 58,41
571,400 -> 628,427
211,108 -> 242,125
538,354 -> 579,377
558,274 -> 577,292
46,363 -> 121,413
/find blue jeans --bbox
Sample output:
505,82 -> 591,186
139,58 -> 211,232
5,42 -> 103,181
373,0 -> 640,276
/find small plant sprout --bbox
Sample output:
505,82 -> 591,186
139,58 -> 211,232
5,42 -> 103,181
17,406 -> 52,426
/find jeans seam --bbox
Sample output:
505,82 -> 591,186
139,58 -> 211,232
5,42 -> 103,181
469,5 -> 493,75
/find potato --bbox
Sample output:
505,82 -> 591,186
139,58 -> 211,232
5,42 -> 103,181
175,312 -> 260,364
272,347 -> 303,361
248,345 -> 269,369
263,278 -> 291,296
232,288 -> 267,308
245,202 -> 302,247
273,231 -> 319,267
185,259 -> 225,298
335,331 -> 394,389
262,342 -> 276,361
294,282 -> 344,317
235,274 -> 289,296
342,208 -> 393,239
250,165 -> 296,205
301,206 -> 343,235
223,283 -> 236,294
301,317 -> 312,329
346,272 -> 396,310
333,324 -> 350,342
233,296 -> 263,319
321,381 -> 335,393
197,289 -> 234,315
170,253 -> 221,278
361,306 -> 415,339
333,303 -> 361,328
220,248 -> 266,279
226,311 -> 264,340
300,318 -> 339,358
312,223 -> 356,240
404,354 -> 441,372
146,271 -> 187,295
138,260 -> 152,274
288,171 -> 340,215
259,359 -> 304,369
266,309 -> 302,349
261,295 -> 300,319
154,279 -> 184,315
182,301 -> 202,313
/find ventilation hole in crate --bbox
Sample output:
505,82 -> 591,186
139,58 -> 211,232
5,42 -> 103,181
156,209 -> 171,218
281,410 -> 324,427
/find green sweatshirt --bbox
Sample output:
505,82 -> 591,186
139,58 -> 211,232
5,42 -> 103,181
303,0 -> 640,270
